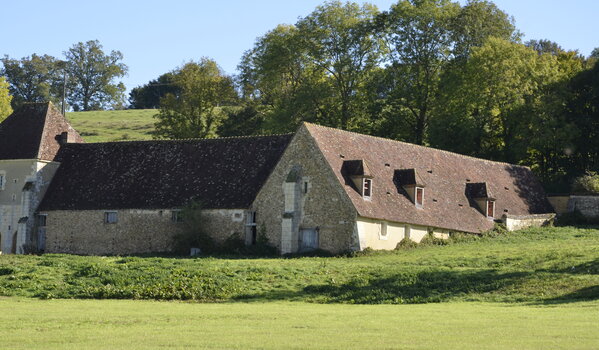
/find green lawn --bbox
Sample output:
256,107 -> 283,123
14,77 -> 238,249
1,298 -> 597,350
66,109 -> 157,142
1,226 -> 598,304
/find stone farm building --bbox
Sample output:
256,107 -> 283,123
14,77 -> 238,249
0,102 -> 555,255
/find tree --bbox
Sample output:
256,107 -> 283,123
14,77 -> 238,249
0,54 -> 62,109
238,2 -> 382,133
380,0 -> 460,145
129,72 -> 179,109
238,24 -> 326,133
296,1 -> 383,129
430,38 -> 573,163
451,0 -> 518,59
563,60 -> 599,175
0,76 -> 13,121
64,40 -> 128,111
154,59 -> 238,139
526,39 -> 564,56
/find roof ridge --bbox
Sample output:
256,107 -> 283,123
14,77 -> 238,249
67,133 -> 294,146
34,102 -> 52,159
302,122 -> 529,169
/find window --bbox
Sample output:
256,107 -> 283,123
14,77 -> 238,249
171,210 -> 183,223
415,187 -> 424,208
486,200 -> 495,218
0,173 -> 5,190
379,222 -> 388,240
36,214 -> 47,227
363,178 -> 372,199
104,211 -> 118,224
304,181 -> 309,194
245,211 -> 257,245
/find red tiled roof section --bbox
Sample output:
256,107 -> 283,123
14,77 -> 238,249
305,123 -> 554,233
39,134 -> 293,211
0,102 -> 83,161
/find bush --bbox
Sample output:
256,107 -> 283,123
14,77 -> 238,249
395,238 -> 418,250
419,233 -> 450,246
572,172 -> 599,194
173,199 -> 215,254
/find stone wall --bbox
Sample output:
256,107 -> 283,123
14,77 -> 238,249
567,195 -> 599,218
43,208 -> 246,255
502,213 -> 555,231
252,126 -> 358,254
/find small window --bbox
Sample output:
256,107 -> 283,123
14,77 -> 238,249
415,187 -> 424,208
0,173 -> 5,190
171,210 -> 183,223
37,214 -> 47,227
104,211 -> 118,224
245,211 -> 257,245
486,200 -> 495,218
304,181 -> 309,194
363,178 -> 372,199
380,222 -> 388,240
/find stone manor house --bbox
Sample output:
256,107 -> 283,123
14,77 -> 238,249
0,102 -> 555,255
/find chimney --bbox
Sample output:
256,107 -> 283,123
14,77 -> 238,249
58,131 -> 72,145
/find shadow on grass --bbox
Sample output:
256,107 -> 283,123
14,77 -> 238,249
538,258 -> 599,275
235,269 -> 531,304
542,285 -> 599,304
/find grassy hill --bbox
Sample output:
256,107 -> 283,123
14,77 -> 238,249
66,109 -> 157,143
1,226 -> 598,304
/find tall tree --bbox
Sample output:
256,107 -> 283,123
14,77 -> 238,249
451,0 -> 518,59
64,40 -> 128,111
0,54 -> 62,108
239,1 -> 382,133
430,38 -> 567,161
238,24 -> 327,133
296,0 -> 383,129
381,0 -> 459,145
154,59 -> 238,139
0,76 -> 13,121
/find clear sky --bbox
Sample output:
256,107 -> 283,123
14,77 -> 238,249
1,0 -> 598,93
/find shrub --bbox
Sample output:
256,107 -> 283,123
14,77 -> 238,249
395,238 -> 419,250
173,199 -> 215,254
572,172 -> 599,194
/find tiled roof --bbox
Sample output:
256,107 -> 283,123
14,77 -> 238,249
39,134 -> 293,211
305,123 -> 554,233
0,102 -> 83,161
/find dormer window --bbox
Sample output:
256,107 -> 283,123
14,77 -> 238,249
415,187 -> 424,208
486,200 -> 495,219
342,159 -> 373,200
465,182 -> 496,219
394,168 -> 426,208
363,178 -> 372,199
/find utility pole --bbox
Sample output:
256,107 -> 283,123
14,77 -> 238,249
61,69 -> 67,116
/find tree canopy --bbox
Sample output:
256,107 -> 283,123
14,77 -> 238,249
64,40 -> 128,111
154,59 -> 238,139
0,76 -> 13,121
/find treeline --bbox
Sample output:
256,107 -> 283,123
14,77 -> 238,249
0,40 -> 127,112
132,0 -> 599,190
2,0 -> 599,191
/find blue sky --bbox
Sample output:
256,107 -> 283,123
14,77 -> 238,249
1,0 -> 598,93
